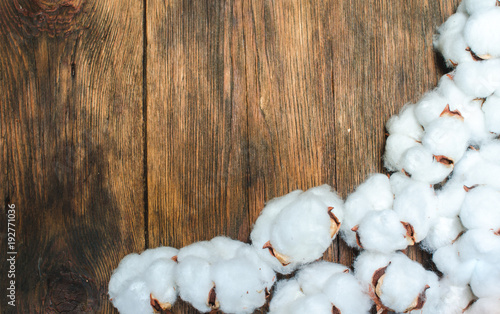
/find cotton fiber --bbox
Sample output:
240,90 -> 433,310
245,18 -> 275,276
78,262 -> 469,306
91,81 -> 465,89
433,12 -> 471,67
463,0 -> 499,14
108,247 -> 179,314
483,94 -> 500,134
454,59 -> 500,97
401,145 -> 453,184
464,297 -> 500,314
420,216 -> 465,253
464,8 -> 500,59
460,185 -> 500,230
251,185 -> 344,274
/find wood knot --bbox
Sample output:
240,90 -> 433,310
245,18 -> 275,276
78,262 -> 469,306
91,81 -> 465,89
14,0 -> 84,37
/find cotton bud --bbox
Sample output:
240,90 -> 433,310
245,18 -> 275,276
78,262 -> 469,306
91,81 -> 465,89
355,252 -> 439,313
175,237 -> 275,313
383,134 -> 420,171
322,272 -> 372,313
464,8 -> 500,59
354,209 -> 412,253
433,11 -> 472,67
268,279 -> 304,313
436,180 -> 467,217
392,179 -> 437,242
296,261 -> 349,295
420,216 -> 465,253
479,139 -> 500,164
435,278 -> 475,314
460,185 -> 500,231
454,59 -> 500,97
251,185 -> 344,274
108,247 -> 179,314
389,171 -> 414,195
273,294 -> 333,314
456,229 -> 500,264
414,91 -> 449,129
452,148 -> 500,190
483,94 -> 500,134
470,261 -> 500,298
386,104 -> 424,140
433,243 -> 477,286
340,174 -> 393,248
401,145 -> 453,184
422,117 -> 470,165
464,298 -> 500,314
463,0 -> 499,14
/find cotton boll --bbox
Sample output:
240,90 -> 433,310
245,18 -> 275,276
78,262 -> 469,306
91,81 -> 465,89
251,185 -> 343,274
281,294 -> 333,314
454,59 -> 500,98
451,148 -> 500,189
420,216 -> 465,253
393,180 -> 438,242
414,91 -> 449,128
433,243 -> 477,286
435,278 -> 475,314
479,139 -> 500,164
464,297 -> 500,314
469,261 -> 500,298
268,279 -> 304,313
322,273 -> 372,314
176,257 -> 213,312
456,229 -> 500,264
384,134 -> 420,171
355,209 -> 410,253
296,261 -> 349,295
374,253 -> 438,313
389,172 -> 414,195
483,94 -> 500,134
463,0 -> 499,14
353,251 -> 392,288
422,117 -> 470,164
109,247 -> 179,314
386,104 -> 424,140
464,8 -> 500,59
436,180 -> 467,217
402,145 -> 453,184
460,185 -> 500,231
433,12 -> 472,67
340,174 -> 394,248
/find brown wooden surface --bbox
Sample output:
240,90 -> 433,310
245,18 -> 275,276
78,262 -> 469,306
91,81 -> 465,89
1,0 -> 459,313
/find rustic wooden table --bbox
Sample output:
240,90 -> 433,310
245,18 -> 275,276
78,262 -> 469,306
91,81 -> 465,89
0,0 -> 459,312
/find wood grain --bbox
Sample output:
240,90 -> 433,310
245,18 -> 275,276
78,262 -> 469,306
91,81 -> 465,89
0,0 -> 144,312
1,0 -> 461,313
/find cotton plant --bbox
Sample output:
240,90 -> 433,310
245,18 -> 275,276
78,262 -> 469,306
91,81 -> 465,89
109,2 -> 500,313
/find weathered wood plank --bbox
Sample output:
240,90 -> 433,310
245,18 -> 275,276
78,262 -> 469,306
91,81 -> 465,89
0,0 -> 144,312
332,0 -> 460,266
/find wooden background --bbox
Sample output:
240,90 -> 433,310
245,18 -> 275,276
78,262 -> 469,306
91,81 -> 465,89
0,0 -> 460,312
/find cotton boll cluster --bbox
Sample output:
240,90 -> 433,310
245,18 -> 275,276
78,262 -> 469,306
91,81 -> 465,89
269,261 -> 372,314
176,236 -> 275,313
251,184 -> 344,274
108,247 -> 179,314
354,252 -> 440,313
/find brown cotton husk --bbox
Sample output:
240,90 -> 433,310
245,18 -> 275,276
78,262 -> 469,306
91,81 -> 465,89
434,155 -> 454,166
150,294 -> 172,313
403,285 -> 430,313
351,225 -> 363,249
263,241 -> 291,266
207,285 -> 219,310
371,263 -> 392,314
439,104 -> 464,120
328,207 -> 342,238
401,221 -> 416,245
332,304 -> 341,314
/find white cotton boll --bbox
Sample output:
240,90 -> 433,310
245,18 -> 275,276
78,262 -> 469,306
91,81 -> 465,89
389,172 -> 414,195
393,180 -> 438,242
422,117 -> 470,163
353,251 -> 392,287
322,273 -> 372,314
464,8 -> 500,59
108,247 -> 179,314
414,91 -> 449,128
433,244 -> 477,286
282,294 -> 333,314
433,12 -> 472,67
463,0 -> 498,14
296,261 -> 349,295
386,104 -> 424,139
251,185 -> 343,274
436,180 -> 467,217
384,134 -> 420,171
420,216 -> 465,253
435,278 -> 475,314
356,209 -> 410,253
457,229 -> 500,264
451,148 -> 500,189
460,185 -> 500,230
376,253 -> 437,313
464,298 -> 500,314
480,139 -> 500,164
340,174 -> 393,248
268,279 -> 304,313
454,59 -> 500,98
176,257 -> 213,313
402,145 -> 453,184
470,261 -> 500,298
483,94 -> 500,134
